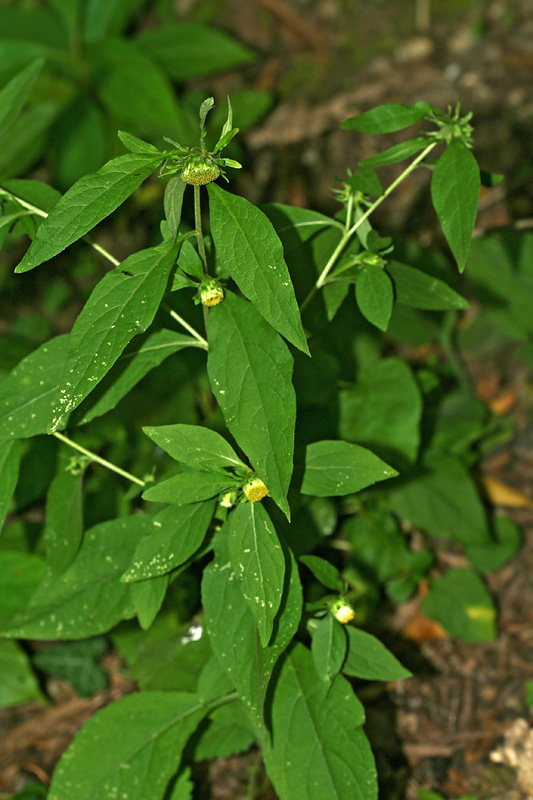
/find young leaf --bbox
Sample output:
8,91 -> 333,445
43,458 -> 85,575
263,643 -> 377,800
0,439 -> 23,530
0,640 -> 43,709
431,139 -> 480,272
387,260 -> 468,310
342,627 -> 411,681
48,691 -> 213,800
300,555 -> 344,593
32,638 -> 108,697
228,502 -> 285,647
143,470 -> 238,505
360,137 -> 429,167
300,440 -> 397,497
122,501 -> 215,582
118,130 -> 160,154
130,574 -> 169,630
355,265 -> 394,331
208,184 -> 309,354
49,240 -> 179,431
311,615 -> 347,685
164,175 -> 186,241
341,101 -> 431,133
15,152 -> 163,272
0,58 -> 44,136
423,568 -> 496,643
207,292 -> 296,518
143,423 -> 246,472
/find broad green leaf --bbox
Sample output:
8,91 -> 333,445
136,23 -> 254,80
48,691 -> 213,800
355,266 -> 394,331
0,439 -> 23,530
300,555 -> 344,592
300,440 -> 397,497
73,329 -> 201,426
388,453 -> 490,546
0,58 -> 44,137
143,470 -> 238,505
0,640 -> 43,709
311,615 -> 347,685
360,137 -> 429,167
431,139 -> 480,272
466,516 -> 521,573
207,293 -> 296,517
208,184 -> 309,354
387,260 -> 468,310
15,152 -> 163,272
341,101 -> 431,133
130,574 -> 169,630
202,530 -> 302,735
122,501 -> 215,582
49,240 -> 179,431
0,334 -> 70,440
0,5 -> 67,49
83,0 -> 147,43
118,129 -> 159,154
346,166 -> 383,199
228,502 -> 285,647
0,551 -> 46,625
143,423 -> 246,472
342,627 -> 411,680
423,568 -> 496,643
1,177 -> 61,211
43,457 -> 85,575
32,637 -> 108,697
164,175 -> 186,241
193,702 -> 257,761
339,358 -> 422,468
169,768 -> 194,800
263,643 -> 377,800
1,515 -> 154,639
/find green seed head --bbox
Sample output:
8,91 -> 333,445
243,476 -> 269,502
199,280 -> 225,307
181,152 -> 221,185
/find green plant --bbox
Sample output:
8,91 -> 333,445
0,79 -> 522,799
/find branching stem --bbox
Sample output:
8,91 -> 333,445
53,432 -> 146,486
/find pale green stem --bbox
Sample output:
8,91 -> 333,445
194,184 -> 208,275
163,304 -> 208,348
53,432 -> 146,487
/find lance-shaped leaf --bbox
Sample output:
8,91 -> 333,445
263,643 -> 377,800
360,137 -> 429,167
311,615 -> 347,685
228,502 -> 285,647
48,691 -> 213,800
355,265 -> 394,331
299,440 -> 397,497
341,101 -> 431,133
387,261 -> 468,310
342,627 -> 411,681
130,574 -> 169,631
202,530 -> 302,735
122,501 -> 215,582
43,458 -> 85,576
208,184 -> 309,354
0,58 -> 44,136
49,240 -> 179,431
143,470 -> 238,505
143,423 -> 246,472
431,139 -> 480,272
0,440 -> 23,530
0,334 -> 70,440
207,293 -> 296,518
164,175 -> 186,241
15,152 -> 163,272
300,555 -> 343,593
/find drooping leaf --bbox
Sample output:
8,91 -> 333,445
164,175 -> 186,241
143,470 -> 238,505
32,637 -> 108,697
342,627 -> 411,681
311,615 -> 347,685
0,439 -> 23,530
341,101 -> 431,133
387,260 -> 468,310
466,516 -> 521,573
15,152 -> 163,272
143,423 -> 246,472
431,139 -> 480,272
299,440 -> 397,497
228,502 -> 285,647
43,456 -> 85,575
49,240 -> 179,431
423,568 -> 496,643
261,203 -> 340,243
360,137 -> 429,167
263,643 -> 377,800
355,265 -> 394,331
208,184 -> 309,354
0,58 -> 44,136
300,555 -> 344,593
0,640 -> 43,709
130,574 -> 169,630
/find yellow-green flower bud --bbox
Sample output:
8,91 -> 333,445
243,476 -> 269,502
181,152 -> 220,185
200,280 -> 224,307
331,599 -> 355,624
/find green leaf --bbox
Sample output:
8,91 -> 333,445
207,293 -> 296,518
83,0 -> 147,43
202,529 -> 302,734
342,627 -> 411,680
466,516 -> 521,573
341,101 -> 431,133
73,329 -> 201,426
339,358 -> 422,468
1,515 -> 154,639
300,555 -> 344,592
193,702 -> 256,761
0,640 -> 43,709
208,184 -> 309,354
49,240 -> 179,431
168,768 -> 194,800
387,260 -> 468,310
0,58 -> 44,137
0,334 -> 70,440
15,152 -> 163,272
311,615 -> 347,684
0,439 -> 23,530
355,266 -> 394,331
0,551 -> 47,626
53,96 -> 108,189
431,139 -> 480,272
261,203 -> 340,242
136,23 -> 254,80
423,568 -> 497,643
118,129 -> 160,154
48,691 -> 212,800
32,637 -> 108,697
1,177 -> 61,211
228,502 -> 285,647
130,574 -> 169,630
263,643 -> 377,800
164,176 -> 186,241
300,440 -> 397,497
360,137 -> 429,167
143,423 -> 246,472
122,501 -> 215,582
43,457 -> 85,575
143,470 -> 238,505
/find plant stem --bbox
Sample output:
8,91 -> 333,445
194,184 -> 208,275
53,432 -> 146,486
162,304 -> 208,348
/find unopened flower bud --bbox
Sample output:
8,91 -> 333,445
243,476 -> 269,502
331,599 -> 355,624
199,279 -> 224,307
181,152 -> 220,185
220,489 -> 237,509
